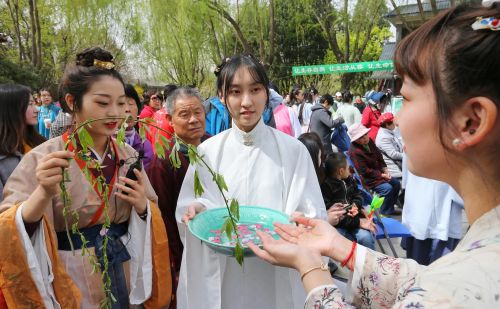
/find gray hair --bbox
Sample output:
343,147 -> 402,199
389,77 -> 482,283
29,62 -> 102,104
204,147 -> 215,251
165,87 -> 203,115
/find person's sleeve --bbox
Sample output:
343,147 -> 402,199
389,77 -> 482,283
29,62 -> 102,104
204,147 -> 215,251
304,285 -> 356,309
351,152 -> 383,182
320,111 -> 343,128
348,246 -> 424,308
361,108 -> 370,127
336,214 -> 360,229
354,108 -> 362,124
348,177 -> 364,207
376,135 -> 403,161
288,109 -> 302,138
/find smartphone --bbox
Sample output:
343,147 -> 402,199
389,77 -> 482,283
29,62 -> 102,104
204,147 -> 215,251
123,150 -> 144,194
342,203 -> 354,211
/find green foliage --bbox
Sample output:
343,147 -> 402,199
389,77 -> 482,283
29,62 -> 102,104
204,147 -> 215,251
193,170 -> 204,197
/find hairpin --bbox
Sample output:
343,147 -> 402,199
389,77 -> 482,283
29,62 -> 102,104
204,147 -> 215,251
93,59 -> 115,70
471,16 -> 500,31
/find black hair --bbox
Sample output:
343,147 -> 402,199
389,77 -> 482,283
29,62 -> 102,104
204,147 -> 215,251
60,47 -> 124,113
343,90 -> 353,103
268,82 -> 279,94
162,84 -> 178,100
324,152 -> 348,177
0,84 -> 45,155
125,84 -> 142,111
289,85 -> 302,106
319,94 -> 334,106
298,132 -> 325,183
216,54 -> 270,109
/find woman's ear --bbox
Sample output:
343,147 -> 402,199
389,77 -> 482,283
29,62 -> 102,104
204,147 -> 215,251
218,91 -> 226,106
451,97 -> 497,150
64,94 -> 75,111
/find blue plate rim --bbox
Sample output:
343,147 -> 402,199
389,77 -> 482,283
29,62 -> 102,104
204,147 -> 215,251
187,206 -> 290,250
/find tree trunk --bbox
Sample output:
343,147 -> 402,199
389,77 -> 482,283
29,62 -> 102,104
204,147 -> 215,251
207,1 -> 255,55
416,0 -> 426,22
28,0 -> 38,67
34,0 -> 42,69
208,17 -> 223,61
265,0 -> 275,67
430,0 -> 438,15
341,73 -> 355,91
5,0 -> 25,63
389,0 -> 412,33
343,0 -> 350,62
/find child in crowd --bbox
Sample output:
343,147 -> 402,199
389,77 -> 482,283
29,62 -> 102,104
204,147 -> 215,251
321,152 -> 376,250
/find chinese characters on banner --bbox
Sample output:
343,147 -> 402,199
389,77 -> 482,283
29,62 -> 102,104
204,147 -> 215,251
291,60 -> 394,76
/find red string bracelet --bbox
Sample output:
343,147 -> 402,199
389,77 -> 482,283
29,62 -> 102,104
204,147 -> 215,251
341,241 -> 357,271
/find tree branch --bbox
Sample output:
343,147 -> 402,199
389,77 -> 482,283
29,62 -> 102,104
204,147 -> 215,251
207,0 -> 255,55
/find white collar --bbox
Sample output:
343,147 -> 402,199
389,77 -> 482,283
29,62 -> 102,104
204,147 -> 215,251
231,118 -> 266,147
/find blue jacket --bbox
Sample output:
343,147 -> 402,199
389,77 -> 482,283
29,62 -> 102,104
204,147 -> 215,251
38,103 -> 61,138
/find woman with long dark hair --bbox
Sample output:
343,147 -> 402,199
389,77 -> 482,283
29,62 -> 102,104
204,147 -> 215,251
0,84 -> 45,201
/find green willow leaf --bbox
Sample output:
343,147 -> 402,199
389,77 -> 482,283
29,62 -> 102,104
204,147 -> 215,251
159,135 -> 171,151
155,142 -> 165,159
230,199 -> 240,221
97,181 -> 103,195
71,138 -> 77,151
224,217 -> 233,240
77,127 -> 93,153
139,125 -> 146,142
143,123 -> 152,134
235,242 -> 244,266
216,174 -> 228,192
116,124 -> 126,145
187,146 -> 197,164
193,170 -> 204,197
63,169 -> 71,182
169,148 -> 181,168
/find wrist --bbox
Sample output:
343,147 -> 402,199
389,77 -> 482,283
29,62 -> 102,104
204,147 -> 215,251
134,200 -> 147,215
327,232 -> 353,262
296,252 -> 324,275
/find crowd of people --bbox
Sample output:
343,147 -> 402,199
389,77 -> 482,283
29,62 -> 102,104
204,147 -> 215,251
0,2 -> 498,308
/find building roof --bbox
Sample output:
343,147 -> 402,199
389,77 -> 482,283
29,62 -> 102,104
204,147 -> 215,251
386,1 -> 451,18
371,42 -> 396,80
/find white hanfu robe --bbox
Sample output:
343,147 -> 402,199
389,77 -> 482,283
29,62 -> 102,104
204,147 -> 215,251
176,119 -> 326,309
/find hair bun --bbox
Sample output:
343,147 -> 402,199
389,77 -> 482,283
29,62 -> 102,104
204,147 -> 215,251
75,47 -> 114,67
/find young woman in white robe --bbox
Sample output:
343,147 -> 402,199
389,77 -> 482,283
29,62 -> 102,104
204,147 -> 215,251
176,55 -> 327,309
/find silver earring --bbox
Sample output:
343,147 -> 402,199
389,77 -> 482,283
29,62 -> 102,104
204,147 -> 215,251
452,138 -> 462,146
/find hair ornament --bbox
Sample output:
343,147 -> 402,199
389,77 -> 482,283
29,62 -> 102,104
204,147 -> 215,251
93,59 -> 115,70
214,58 -> 231,74
471,16 -> 500,31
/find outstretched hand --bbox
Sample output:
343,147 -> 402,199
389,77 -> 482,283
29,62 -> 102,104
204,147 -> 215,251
272,218 -> 340,257
247,229 -> 316,269
249,217 -> 352,262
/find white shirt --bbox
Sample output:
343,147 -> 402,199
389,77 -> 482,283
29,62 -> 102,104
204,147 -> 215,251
176,119 -> 326,309
402,156 -> 464,240
335,103 -> 361,128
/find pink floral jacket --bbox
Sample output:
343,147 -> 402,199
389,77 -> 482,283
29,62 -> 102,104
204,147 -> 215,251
305,205 -> 500,308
